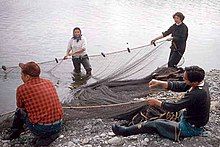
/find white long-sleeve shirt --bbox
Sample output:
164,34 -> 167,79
67,36 -> 87,57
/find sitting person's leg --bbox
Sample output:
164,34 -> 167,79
3,108 -> 27,140
26,120 -> 62,146
179,116 -> 204,137
112,119 -> 180,141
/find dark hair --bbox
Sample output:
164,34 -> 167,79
72,27 -> 82,42
173,12 -> 185,21
73,27 -> 81,34
185,66 -> 205,83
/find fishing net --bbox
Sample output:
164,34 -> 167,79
0,40 -> 185,124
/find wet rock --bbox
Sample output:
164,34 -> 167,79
108,137 -> 124,146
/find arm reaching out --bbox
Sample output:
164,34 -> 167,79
148,79 -> 168,89
150,35 -> 164,45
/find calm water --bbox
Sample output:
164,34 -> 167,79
0,0 -> 220,114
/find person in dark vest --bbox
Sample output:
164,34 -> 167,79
63,27 -> 92,77
112,66 -> 210,141
151,12 -> 188,68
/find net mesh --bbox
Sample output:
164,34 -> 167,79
0,40 -> 184,120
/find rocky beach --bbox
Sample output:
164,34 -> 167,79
0,69 -> 220,147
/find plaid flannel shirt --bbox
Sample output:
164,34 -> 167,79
16,77 -> 63,124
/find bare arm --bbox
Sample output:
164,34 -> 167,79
148,79 -> 168,89
146,98 -> 162,107
68,48 -> 85,56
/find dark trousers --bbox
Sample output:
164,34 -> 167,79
168,50 -> 183,68
72,54 -> 92,74
130,119 -> 180,141
113,115 -> 205,141
11,108 -> 62,138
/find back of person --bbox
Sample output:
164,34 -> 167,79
17,77 -> 63,124
184,82 -> 210,127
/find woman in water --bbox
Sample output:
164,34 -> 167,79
151,12 -> 188,68
64,27 -> 92,77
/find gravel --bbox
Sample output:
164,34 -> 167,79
1,70 -> 220,147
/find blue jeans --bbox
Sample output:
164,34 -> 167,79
12,108 -> 62,138
179,116 -> 204,137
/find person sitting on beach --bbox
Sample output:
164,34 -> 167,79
3,61 -> 63,146
63,27 -> 92,77
112,66 -> 210,141
151,12 -> 188,68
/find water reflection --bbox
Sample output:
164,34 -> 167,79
0,0 -> 220,113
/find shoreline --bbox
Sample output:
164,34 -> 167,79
0,69 -> 220,147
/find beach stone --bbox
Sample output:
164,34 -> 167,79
67,141 -> 75,147
108,132 -> 115,136
100,133 -> 106,137
211,101 -> 220,111
128,145 -> 136,147
141,137 -> 150,145
84,124 -> 93,130
108,137 -> 124,146
1,140 -> 10,143
59,135 -> 64,138
81,138 -> 90,144
72,138 -> 80,144
83,144 -> 92,147
3,143 -> 9,147
95,119 -> 103,124
71,131 -> 77,135
128,135 -> 138,140
93,135 -> 100,140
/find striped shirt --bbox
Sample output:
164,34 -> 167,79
16,77 -> 63,124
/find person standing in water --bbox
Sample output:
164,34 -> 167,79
64,27 -> 92,77
151,12 -> 188,68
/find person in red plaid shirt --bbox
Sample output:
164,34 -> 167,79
4,61 -> 63,146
